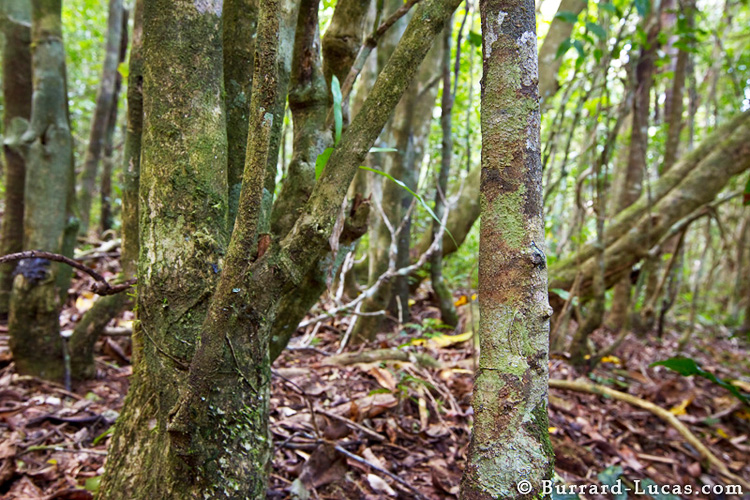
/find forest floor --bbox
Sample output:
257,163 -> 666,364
0,256 -> 749,499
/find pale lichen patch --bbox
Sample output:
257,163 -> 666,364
193,0 -> 222,16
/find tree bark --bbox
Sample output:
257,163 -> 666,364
224,0 -> 258,225
77,0 -> 124,236
0,0 -> 32,316
98,0 -> 229,496
460,0 -> 554,496
8,0 -> 75,381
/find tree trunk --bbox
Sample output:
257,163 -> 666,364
460,0 -> 554,496
224,0 -> 258,225
98,0 -> 229,496
8,0 -> 75,381
101,0 -> 460,496
430,22 -> 459,327
69,0 -> 142,381
77,0 -> 124,236
0,0 -> 32,317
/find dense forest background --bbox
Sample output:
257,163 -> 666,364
0,0 -> 749,497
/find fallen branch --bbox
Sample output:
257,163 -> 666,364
0,250 -> 135,296
323,348 -> 442,369
334,445 -> 426,500
549,378 -> 750,490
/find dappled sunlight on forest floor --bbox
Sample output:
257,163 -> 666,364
1,264 -> 749,499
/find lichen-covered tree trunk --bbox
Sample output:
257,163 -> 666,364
77,0 -> 124,236
0,0 -> 32,316
69,0 -> 142,381
459,0 -> 554,497
8,0 -> 75,381
98,0 -> 229,496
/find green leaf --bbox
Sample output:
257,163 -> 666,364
117,61 -> 129,79
586,21 -> 607,40
331,75 -> 342,146
468,30 -> 482,47
551,288 -> 570,301
555,38 -> 574,59
555,10 -> 580,23
359,165 -> 457,247
635,0 -> 650,17
85,476 -> 102,493
572,39 -> 585,59
651,357 -> 750,405
598,2 -> 619,15
369,147 -> 398,153
92,426 -> 114,446
314,147 -> 334,181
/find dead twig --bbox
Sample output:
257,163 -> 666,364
0,250 -> 135,295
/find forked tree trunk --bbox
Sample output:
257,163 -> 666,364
8,0 -> 75,381
100,0 -> 459,496
460,0 -> 554,497
0,0 -> 32,316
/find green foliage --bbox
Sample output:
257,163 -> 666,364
331,75 -> 342,145
651,357 -> 750,406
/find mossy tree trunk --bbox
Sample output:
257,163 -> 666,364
98,0 -> 229,496
8,0 -> 76,381
0,0 -> 32,317
101,0 -> 460,497
77,0 -> 124,236
459,0 -> 554,497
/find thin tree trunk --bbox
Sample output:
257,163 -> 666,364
431,22 -> 459,327
69,0 -> 142,381
460,0 -> 554,496
77,0 -> 124,236
100,6 -> 129,233
224,0 -> 258,225
0,0 -> 32,317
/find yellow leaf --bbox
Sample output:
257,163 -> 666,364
600,355 -> 622,365
47,459 -> 58,465
75,291 -> 97,312
429,331 -> 473,348
454,295 -> 469,307
548,427 -> 558,434
408,299 -> 416,307
716,428 -> 729,439
734,409 -> 750,420
471,293 -> 477,301
669,396 -> 693,415
730,380 -> 750,392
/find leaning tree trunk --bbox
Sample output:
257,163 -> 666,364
101,0 -> 461,497
460,0 -> 554,497
8,0 -> 75,381
549,110 -> 750,299
0,0 -> 32,316
77,0 -> 124,236
69,0 -> 142,381
98,0 -> 229,496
